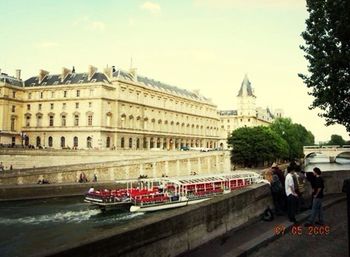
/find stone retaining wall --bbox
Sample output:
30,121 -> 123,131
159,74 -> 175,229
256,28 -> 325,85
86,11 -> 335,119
0,152 -> 231,186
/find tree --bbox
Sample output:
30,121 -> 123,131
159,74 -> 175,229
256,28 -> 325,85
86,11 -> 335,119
328,134 -> 346,146
299,0 -> 350,132
228,126 -> 288,167
270,118 -> 315,159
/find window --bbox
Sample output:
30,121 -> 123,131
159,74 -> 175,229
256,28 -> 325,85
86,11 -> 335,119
28,92 -> 32,99
89,89 -> 94,96
76,90 -> 80,97
12,91 -> 16,98
40,92 -> 43,99
51,91 -> 55,98
27,104 -> 31,111
63,91 -> 67,97
129,138 -> 132,148
12,105 -> 15,112
121,137 -> 125,148
87,137 -> 92,148
49,115 -> 54,127
37,115 -> 42,127
73,136 -> 78,147
38,104 -> 42,110
60,137 -> 65,148
61,115 -> 66,126
50,103 -> 54,110
36,136 -> 41,147
62,103 -> 66,109
106,137 -> 110,148
89,102 -> 92,108
88,115 -> 93,126
26,116 -> 30,127
75,102 -> 79,109
74,115 -> 79,126
48,136 -> 53,147
11,118 -> 15,131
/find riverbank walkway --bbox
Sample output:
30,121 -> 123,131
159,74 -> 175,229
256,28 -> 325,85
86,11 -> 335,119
181,194 -> 347,257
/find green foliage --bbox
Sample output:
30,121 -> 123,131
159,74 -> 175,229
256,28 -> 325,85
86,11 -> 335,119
299,0 -> 350,132
270,118 -> 315,158
228,126 -> 288,167
327,134 -> 346,146
270,118 -> 315,159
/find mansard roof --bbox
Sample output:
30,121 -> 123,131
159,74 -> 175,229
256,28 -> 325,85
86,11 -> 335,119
237,74 -> 255,97
24,72 -> 110,87
0,73 -> 23,87
113,69 -> 209,102
218,110 -> 238,116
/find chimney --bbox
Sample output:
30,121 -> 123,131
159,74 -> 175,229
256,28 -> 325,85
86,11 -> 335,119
39,69 -> 49,83
61,67 -> 71,82
112,66 -> 116,73
16,69 -> 21,80
129,67 -> 137,82
88,65 -> 97,80
103,66 -> 112,79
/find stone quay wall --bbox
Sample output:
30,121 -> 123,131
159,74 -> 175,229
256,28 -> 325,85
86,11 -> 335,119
0,151 -> 231,186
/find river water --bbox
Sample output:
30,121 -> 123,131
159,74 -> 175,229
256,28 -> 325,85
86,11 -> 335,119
1,154 -> 349,257
0,197 -> 146,257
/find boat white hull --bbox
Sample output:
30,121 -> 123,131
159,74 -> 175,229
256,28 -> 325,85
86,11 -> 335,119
130,198 -> 209,212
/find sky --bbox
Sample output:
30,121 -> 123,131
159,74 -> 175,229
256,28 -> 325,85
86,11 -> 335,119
0,0 -> 349,143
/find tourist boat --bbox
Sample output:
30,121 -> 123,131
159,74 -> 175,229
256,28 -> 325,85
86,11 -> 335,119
84,178 -> 172,211
85,171 -> 262,212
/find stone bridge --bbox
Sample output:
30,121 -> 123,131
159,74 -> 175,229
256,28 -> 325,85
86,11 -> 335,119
303,145 -> 350,162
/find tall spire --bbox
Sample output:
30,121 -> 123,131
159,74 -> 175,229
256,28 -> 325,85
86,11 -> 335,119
237,74 -> 255,97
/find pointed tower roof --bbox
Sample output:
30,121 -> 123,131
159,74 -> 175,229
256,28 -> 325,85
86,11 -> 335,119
237,74 -> 255,97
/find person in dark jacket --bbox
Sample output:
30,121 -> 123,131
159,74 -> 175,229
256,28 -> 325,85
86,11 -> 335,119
304,167 -> 324,226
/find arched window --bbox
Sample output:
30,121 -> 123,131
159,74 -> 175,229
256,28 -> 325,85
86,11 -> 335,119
136,138 -> 140,149
87,137 -> 92,148
60,137 -> 65,148
36,136 -> 41,147
48,136 -> 53,147
121,137 -> 125,148
129,138 -> 133,148
24,136 -> 29,146
150,137 -> 154,148
73,136 -> 78,147
106,136 -> 110,148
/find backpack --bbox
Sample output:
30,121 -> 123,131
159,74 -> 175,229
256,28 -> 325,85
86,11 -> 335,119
270,174 -> 283,193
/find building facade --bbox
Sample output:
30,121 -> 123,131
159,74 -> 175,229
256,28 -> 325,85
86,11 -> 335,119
0,66 -> 220,150
218,75 -> 283,148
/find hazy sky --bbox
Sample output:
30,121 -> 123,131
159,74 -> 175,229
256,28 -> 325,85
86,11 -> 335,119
1,0 -> 349,142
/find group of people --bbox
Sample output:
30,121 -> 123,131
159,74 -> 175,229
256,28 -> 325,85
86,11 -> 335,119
0,162 -> 13,172
265,161 -> 324,226
78,172 -> 98,183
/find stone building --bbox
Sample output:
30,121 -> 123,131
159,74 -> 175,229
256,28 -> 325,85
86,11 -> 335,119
0,70 -> 25,145
0,66 -> 220,149
218,75 -> 283,148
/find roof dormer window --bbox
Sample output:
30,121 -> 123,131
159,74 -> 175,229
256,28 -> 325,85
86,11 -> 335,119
66,80 -> 71,84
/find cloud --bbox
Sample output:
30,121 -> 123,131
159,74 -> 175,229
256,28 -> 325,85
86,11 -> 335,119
194,0 -> 305,9
140,1 -> 161,14
36,41 -> 59,48
73,16 -> 106,31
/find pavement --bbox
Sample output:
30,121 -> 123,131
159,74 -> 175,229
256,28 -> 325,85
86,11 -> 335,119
181,194 -> 347,257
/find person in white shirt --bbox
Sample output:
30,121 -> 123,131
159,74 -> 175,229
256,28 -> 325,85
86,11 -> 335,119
285,166 -> 298,223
